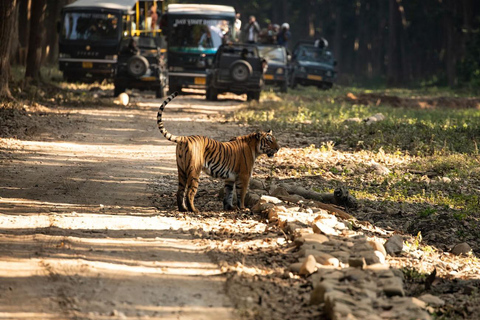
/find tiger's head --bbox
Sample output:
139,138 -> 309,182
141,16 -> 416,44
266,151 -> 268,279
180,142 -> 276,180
256,130 -> 280,158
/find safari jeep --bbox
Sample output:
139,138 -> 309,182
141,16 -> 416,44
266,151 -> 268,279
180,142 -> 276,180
114,35 -> 167,98
206,43 -> 265,101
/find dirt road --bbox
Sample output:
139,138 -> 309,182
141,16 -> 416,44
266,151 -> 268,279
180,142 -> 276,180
0,93 -> 250,319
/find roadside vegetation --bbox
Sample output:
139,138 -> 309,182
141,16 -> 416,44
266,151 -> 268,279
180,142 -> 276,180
236,86 -> 480,254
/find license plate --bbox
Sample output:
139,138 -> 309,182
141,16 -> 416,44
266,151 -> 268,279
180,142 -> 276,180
264,74 -> 274,80
194,77 -> 206,85
82,62 -> 93,68
307,74 -> 322,81
141,76 -> 156,81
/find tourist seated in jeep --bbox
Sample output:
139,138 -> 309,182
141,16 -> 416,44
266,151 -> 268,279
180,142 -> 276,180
205,43 -> 266,101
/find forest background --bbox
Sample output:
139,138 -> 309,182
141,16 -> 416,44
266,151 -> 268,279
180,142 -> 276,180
2,0 -> 480,90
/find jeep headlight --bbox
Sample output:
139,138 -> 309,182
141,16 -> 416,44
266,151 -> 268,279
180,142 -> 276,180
276,68 -> 284,75
105,55 -> 118,61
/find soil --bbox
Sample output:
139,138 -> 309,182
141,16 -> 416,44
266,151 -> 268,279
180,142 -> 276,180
0,92 -> 252,320
342,92 -> 480,109
2,89 -> 480,320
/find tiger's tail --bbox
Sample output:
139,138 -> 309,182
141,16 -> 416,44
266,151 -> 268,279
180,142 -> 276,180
157,91 -> 179,143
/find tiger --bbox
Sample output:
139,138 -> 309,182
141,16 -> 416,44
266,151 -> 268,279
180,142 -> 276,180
157,92 -> 280,213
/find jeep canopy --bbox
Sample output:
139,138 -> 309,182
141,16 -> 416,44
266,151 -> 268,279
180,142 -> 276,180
63,0 -> 138,14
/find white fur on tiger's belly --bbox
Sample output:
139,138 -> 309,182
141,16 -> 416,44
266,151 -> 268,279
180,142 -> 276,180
202,165 -> 236,180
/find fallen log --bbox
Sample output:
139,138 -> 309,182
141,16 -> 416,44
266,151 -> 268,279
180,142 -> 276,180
279,184 -> 358,209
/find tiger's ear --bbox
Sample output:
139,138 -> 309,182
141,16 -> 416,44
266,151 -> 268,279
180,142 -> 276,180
267,129 -> 273,135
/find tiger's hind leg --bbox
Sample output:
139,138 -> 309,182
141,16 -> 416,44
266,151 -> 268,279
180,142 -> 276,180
223,180 -> 236,210
176,168 -> 188,212
185,168 -> 201,213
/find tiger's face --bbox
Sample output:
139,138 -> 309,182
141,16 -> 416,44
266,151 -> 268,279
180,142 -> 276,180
256,130 -> 280,158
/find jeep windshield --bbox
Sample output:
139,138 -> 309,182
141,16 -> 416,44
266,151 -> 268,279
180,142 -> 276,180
296,45 -> 332,63
258,46 -> 286,64
169,18 -> 233,54
61,12 -> 120,41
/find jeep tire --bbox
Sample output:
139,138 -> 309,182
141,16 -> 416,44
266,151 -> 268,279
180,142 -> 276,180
229,60 -> 252,82
127,55 -> 149,78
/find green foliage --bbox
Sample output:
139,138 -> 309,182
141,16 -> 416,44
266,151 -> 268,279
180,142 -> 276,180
237,87 -> 480,156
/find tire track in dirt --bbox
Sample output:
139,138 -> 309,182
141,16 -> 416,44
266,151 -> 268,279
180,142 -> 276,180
0,94 -> 247,319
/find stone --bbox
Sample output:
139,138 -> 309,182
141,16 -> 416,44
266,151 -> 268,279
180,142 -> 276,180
411,297 -> 427,309
374,250 -> 386,264
314,214 -> 338,227
249,179 -> 265,190
383,285 -> 405,297
319,270 -> 344,280
330,251 -> 351,263
245,192 -> 260,207
313,252 -> 340,267
270,186 -> 289,197
451,242 -> 472,256
344,117 -> 362,123
313,222 -> 338,236
368,240 -> 387,257
298,243 -> 333,255
289,262 -> 303,273
251,200 -> 275,214
384,235 -> 404,255
364,263 -> 390,271
286,222 -> 310,235
118,92 -> 129,106
418,294 -> 445,307
343,268 -> 368,281
260,195 -> 283,204
371,162 -> 390,175
355,251 -> 380,265
301,233 -> 330,244
310,280 -> 335,305
348,257 -> 366,269
382,278 -> 405,297
299,255 -> 317,276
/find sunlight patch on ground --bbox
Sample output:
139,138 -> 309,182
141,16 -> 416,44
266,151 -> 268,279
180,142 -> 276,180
0,212 -> 189,230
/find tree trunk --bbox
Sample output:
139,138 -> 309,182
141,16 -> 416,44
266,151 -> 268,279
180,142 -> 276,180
9,2 -> 20,64
43,0 -> 63,65
445,0 -> 457,87
16,0 -> 30,65
25,0 -> 46,81
0,0 -> 18,99
387,0 -> 401,85
333,3 -> 343,73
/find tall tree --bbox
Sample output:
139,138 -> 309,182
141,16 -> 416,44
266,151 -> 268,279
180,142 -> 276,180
0,0 -> 18,99
17,0 -> 31,65
25,0 -> 46,81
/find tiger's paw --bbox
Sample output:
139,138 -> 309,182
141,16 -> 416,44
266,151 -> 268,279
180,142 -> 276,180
223,203 -> 237,211
239,207 -> 251,214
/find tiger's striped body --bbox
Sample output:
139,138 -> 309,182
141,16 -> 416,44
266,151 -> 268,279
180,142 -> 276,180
157,92 -> 280,212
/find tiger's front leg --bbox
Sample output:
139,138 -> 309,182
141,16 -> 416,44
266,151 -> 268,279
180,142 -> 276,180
236,177 -> 250,209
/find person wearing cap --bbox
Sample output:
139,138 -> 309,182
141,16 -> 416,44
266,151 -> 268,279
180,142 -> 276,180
277,22 -> 291,48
